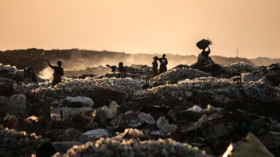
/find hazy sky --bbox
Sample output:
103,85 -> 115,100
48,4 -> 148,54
1,0 -> 280,58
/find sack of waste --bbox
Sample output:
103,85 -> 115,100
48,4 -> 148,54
196,39 -> 212,49
51,96 -> 94,117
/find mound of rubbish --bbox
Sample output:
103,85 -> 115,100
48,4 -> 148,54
0,128 -> 43,157
0,64 -> 23,81
150,67 -> 210,86
191,60 -> 230,78
0,78 -> 16,97
53,136 -> 206,157
1,61 -> 280,157
227,62 -> 258,75
135,77 -> 280,108
263,63 -> 280,86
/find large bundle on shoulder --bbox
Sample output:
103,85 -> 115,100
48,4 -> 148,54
196,39 -> 212,49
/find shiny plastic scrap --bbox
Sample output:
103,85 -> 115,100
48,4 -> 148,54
53,137 -> 206,157
150,67 -> 210,85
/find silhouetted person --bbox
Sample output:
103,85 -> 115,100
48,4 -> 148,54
118,62 -> 127,78
46,60 -> 64,86
196,39 -> 213,64
24,65 -> 38,84
106,64 -> 117,72
201,47 -> 211,60
152,56 -> 159,76
159,54 -> 168,74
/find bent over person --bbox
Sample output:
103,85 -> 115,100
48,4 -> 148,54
46,59 -> 64,86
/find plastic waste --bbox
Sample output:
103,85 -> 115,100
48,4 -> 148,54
138,112 -> 156,125
83,128 -> 109,138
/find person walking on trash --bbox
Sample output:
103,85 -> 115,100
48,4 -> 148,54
197,39 -> 213,65
152,56 -> 159,77
159,54 -> 168,74
45,59 -> 64,86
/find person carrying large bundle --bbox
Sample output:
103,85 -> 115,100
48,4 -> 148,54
196,39 -> 212,61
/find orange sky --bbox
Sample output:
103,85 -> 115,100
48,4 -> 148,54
0,0 -> 280,58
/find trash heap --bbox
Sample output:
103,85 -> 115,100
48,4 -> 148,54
0,64 -> 19,76
136,77 -> 280,107
0,78 -> 16,97
0,128 -> 43,157
227,62 -> 258,75
1,61 -> 280,157
0,64 -> 23,81
263,63 -> 280,86
150,67 -> 210,86
27,77 -> 143,106
53,130 -> 206,157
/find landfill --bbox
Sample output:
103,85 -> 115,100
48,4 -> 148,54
0,62 -> 280,157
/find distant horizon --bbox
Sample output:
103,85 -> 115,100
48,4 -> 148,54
1,47 -> 280,60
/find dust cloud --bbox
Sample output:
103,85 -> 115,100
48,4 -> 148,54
38,52 -> 198,78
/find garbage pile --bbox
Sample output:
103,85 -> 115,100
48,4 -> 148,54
263,63 -> 280,86
0,128 -> 43,157
53,132 -> 206,157
150,67 -> 210,86
136,77 -> 280,107
0,78 -> 16,97
0,64 -> 23,81
191,60 -> 230,78
1,61 -> 280,157
227,62 -> 258,75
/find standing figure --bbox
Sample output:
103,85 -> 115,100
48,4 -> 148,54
152,56 -> 158,77
118,62 -> 127,78
159,54 -> 168,74
46,59 -> 64,86
201,47 -> 211,60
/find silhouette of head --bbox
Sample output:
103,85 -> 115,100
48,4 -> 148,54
57,61 -> 62,67
119,62 -> 123,67
153,56 -> 158,60
163,54 -> 166,58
